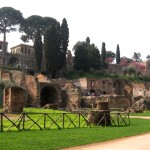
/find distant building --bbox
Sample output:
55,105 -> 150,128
10,44 -> 35,69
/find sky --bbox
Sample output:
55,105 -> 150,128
1,0 -> 150,60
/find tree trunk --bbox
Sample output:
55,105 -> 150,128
3,31 -> 7,66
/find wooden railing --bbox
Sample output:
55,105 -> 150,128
0,112 -> 130,132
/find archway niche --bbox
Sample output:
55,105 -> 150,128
40,86 -> 58,107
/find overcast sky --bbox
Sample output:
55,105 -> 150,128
1,0 -> 150,60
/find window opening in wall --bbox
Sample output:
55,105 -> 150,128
25,48 -> 27,54
0,45 -> 2,50
28,49 -> 30,55
90,89 -> 96,96
21,47 -> 23,54
103,81 -> 105,85
102,91 -> 107,94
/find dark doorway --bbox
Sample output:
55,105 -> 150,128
90,89 -> 96,95
40,86 -> 58,107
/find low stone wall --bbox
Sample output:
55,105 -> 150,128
81,95 -> 132,110
108,95 -> 132,110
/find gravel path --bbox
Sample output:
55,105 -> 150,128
62,132 -> 150,150
62,116 -> 150,150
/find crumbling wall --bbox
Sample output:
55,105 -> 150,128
62,82 -> 81,110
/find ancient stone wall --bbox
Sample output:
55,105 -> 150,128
73,77 -> 127,96
62,82 -> 81,110
105,64 -> 123,74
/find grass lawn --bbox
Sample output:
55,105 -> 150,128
0,108 -> 150,149
130,110 -> 150,116
0,118 -> 150,150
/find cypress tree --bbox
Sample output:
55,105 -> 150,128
44,25 -> 60,78
60,18 -> 69,68
116,44 -> 120,64
101,42 -> 106,68
34,30 -> 43,70
86,37 -> 90,45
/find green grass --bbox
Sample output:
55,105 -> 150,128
0,118 -> 150,150
130,110 -> 150,116
1,108 -> 150,149
66,71 -> 150,82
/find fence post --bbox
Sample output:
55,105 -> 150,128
0,113 -> 3,132
62,113 -> 64,129
22,113 -> 25,130
44,113 -> 46,129
79,113 -> 80,128
117,113 -> 120,126
128,113 -> 130,125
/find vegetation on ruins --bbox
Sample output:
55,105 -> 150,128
34,30 -> 43,70
116,44 -> 120,64
0,7 -> 23,65
73,37 -> 101,71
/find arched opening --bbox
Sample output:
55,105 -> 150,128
40,86 -> 58,107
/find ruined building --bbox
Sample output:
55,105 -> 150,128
0,42 -> 150,113
1,67 -> 150,113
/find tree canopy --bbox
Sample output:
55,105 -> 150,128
19,15 -> 57,42
0,7 -> 23,65
73,37 -> 101,71
106,51 -> 115,58
132,52 -> 142,62
34,30 -> 43,70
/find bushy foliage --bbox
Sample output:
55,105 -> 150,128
73,38 -> 101,72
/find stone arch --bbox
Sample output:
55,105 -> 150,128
3,87 -> 26,113
40,86 -> 59,107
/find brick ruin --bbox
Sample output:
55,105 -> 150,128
0,69 -> 150,113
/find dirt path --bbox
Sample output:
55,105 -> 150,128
62,116 -> 150,150
62,132 -> 150,150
